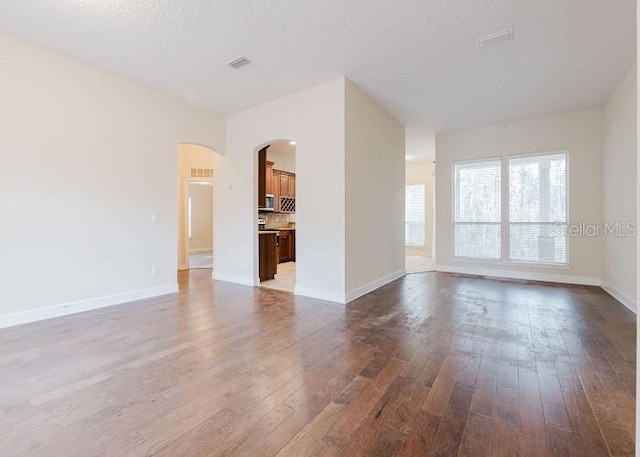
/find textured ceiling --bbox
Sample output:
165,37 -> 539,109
0,0 -> 635,132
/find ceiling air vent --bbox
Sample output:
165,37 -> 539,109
227,56 -> 251,69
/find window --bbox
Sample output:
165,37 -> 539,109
453,159 -> 501,259
405,184 -> 425,245
509,152 -> 567,264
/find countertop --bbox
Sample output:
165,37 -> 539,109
259,228 -> 296,234
258,230 -> 280,235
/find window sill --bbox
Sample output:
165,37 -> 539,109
451,257 -> 571,270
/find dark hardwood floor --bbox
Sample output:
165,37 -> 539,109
0,270 -> 635,456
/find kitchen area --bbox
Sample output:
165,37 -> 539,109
257,140 -> 296,292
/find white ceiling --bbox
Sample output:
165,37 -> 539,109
0,0 -> 635,133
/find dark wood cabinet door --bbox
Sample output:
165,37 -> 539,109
289,230 -> 296,261
258,148 -> 267,208
278,231 -> 290,263
265,161 -> 274,195
259,233 -> 277,281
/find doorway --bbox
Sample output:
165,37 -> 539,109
256,140 -> 297,292
405,160 -> 435,273
187,182 -> 214,269
177,143 -> 215,271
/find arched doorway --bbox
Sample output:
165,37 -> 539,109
177,143 -> 216,271
255,139 -> 297,292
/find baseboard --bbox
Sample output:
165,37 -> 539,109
435,264 -> 601,286
601,283 -> 637,313
344,268 -> 407,303
294,285 -> 346,304
211,272 -> 256,287
0,284 -> 179,329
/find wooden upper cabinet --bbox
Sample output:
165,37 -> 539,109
265,161 -> 274,195
257,147 -> 267,208
289,176 -> 295,197
272,170 -> 280,211
272,169 -> 296,211
279,173 -> 290,197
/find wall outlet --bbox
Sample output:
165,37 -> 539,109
151,265 -> 159,277
151,212 -> 159,224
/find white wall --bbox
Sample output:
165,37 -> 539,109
188,183 -> 214,252
267,142 -> 296,173
435,108 -> 604,284
345,81 -> 406,300
406,130 -> 436,162
215,78 -> 346,302
0,36 -> 224,326
406,161 -> 435,256
602,64 -> 638,311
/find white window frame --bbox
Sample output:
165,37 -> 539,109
507,150 -> 570,267
451,150 -> 570,267
451,157 -> 502,261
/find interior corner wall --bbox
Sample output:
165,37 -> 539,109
344,80 -> 406,301
177,144 -> 216,270
435,108 -> 604,284
602,64 -> 638,311
0,35 -> 225,327
215,78 -> 346,302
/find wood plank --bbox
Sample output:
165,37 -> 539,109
0,270 -> 634,457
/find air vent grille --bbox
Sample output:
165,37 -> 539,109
190,168 -> 213,178
227,56 -> 251,69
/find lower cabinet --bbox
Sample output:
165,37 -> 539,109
259,233 -> 278,281
277,230 -> 296,263
290,230 -> 296,261
278,231 -> 290,263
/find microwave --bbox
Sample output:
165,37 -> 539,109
260,194 -> 275,212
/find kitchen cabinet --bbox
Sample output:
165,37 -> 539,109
265,161 -> 274,195
279,173 -> 290,197
289,230 -> 296,260
277,230 -> 296,263
278,231 -> 290,262
272,170 -> 280,212
258,147 -> 267,208
259,232 -> 278,281
271,169 -> 296,213
289,176 -> 296,197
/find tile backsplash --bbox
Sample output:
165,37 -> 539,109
264,213 -> 296,229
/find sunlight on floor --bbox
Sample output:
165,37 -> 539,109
405,255 -> 433,273
189,251 -> 213,269
261,261 -> 296,293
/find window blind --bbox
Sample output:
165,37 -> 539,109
509,153 -> 567,264
405,184 -> 425,245
453,160 -> 501,259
